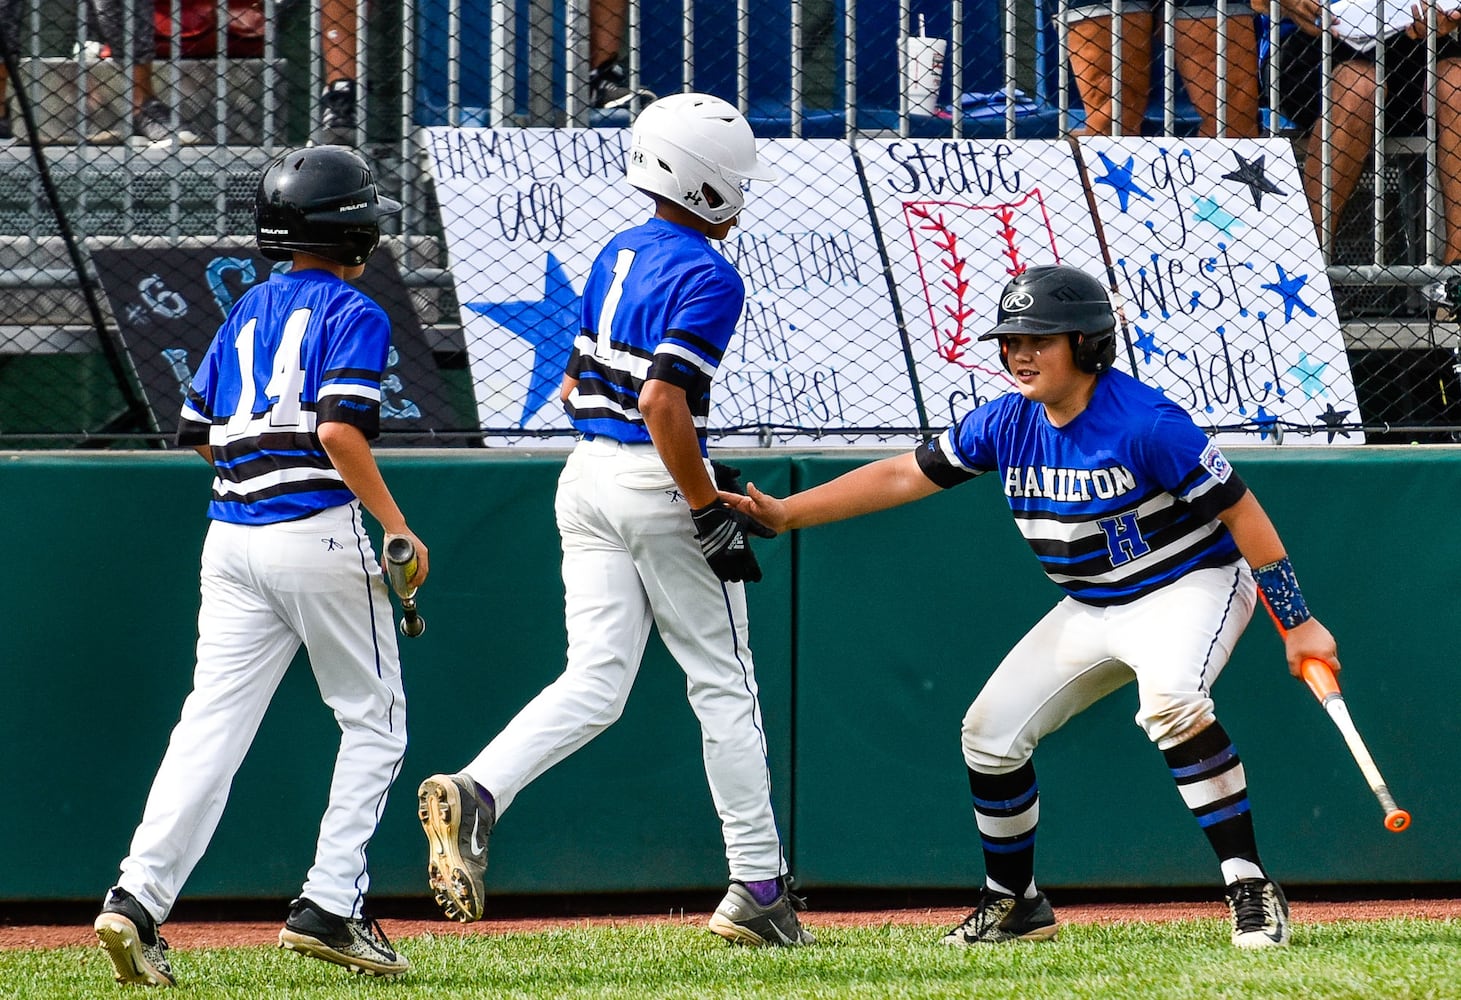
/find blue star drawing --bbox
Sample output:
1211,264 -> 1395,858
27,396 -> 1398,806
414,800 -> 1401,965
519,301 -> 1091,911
1260,264 -> 1316,323
1192,195 -> 1244,236
1286,352 -> 1330,400
466,252 -> 580,426
1132,324 -> 1165,364
1253,406 -> 1280,441
1093,151 -> 1154,212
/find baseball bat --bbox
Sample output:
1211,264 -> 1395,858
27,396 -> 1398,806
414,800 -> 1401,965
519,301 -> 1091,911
1298,657 -> 1410,833
383,535 -> 425,638
1258,593 -> 1409,832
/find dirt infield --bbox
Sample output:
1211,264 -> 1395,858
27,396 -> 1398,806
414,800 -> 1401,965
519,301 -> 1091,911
4,897 -> 1459,950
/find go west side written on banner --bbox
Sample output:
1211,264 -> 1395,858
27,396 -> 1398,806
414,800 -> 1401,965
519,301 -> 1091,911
92,245 -> 455,443
422,127 -> 917,445
859,136 -> 1358,444
1079,136 -> 1363,444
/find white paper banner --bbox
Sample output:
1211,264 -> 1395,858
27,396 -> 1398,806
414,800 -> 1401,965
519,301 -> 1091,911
1081,136 -> 1363,444
424,127 -> 639,444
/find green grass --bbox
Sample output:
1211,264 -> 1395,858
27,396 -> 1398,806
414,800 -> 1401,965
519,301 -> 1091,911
8,919 -> 1461,1000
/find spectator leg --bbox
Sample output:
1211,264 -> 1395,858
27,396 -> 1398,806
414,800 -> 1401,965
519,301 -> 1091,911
1302,61 -> 1377,249
1436,59 -> 1461,264
590,0 -> 628,73
1068,13 -> 1152,136
322,0 -> 358,85
1172,16 -> 1260,138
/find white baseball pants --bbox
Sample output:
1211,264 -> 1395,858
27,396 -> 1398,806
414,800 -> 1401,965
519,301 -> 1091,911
961,562 -> 1257,771
465,436 -> 788,882
117,501 -> 406,922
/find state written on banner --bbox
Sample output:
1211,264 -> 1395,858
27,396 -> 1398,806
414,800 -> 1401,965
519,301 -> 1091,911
857,137 -> 1110,432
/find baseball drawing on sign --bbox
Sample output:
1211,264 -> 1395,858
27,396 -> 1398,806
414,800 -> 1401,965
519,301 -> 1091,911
861,138 -> 1109,429
903,190 -> 1063,385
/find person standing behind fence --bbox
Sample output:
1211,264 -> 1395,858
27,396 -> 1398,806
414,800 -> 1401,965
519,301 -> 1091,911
1259,0 -> 1461,263
588,0 -> 654,108
1062,0 -> 1262,136
93,146 -> 423,987
722,264 -> 1339,950
83,0 -> 202,143
415,93 -> 812,949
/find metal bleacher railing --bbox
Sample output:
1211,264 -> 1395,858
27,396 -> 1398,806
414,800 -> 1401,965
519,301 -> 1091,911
2,0 -> 1458,447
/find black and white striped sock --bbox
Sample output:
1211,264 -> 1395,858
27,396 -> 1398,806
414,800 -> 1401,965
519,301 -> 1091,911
967,761 -> 1039,898
1163,720 -> 1265,884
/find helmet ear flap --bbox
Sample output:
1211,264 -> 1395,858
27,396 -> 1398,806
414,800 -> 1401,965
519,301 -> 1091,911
1071,330 -> 1117,374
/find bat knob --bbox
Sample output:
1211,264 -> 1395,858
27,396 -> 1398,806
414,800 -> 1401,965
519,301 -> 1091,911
401,615 -> 425,639
1385,809 -> 1411,833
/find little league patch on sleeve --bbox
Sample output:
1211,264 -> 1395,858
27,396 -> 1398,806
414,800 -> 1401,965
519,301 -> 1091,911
1200,441 -> 1233,482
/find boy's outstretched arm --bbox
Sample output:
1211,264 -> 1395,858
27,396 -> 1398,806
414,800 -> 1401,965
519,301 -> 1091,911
723,451 -> 941,534
1218,490 -> 1336,677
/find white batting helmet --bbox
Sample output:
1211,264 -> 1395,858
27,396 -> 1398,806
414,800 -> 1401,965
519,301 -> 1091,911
625,93 -> 777,225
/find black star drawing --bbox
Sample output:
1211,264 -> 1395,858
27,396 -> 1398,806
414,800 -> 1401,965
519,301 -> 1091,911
1316,402 -> 1352,443
1221,152 -> 1286,211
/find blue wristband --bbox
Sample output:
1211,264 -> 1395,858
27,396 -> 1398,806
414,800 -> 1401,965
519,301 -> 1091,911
1253,557 -> 1312,630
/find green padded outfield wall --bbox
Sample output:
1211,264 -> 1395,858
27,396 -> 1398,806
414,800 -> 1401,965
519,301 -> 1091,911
0,453 -> 792,903
1,449 -> 1456,903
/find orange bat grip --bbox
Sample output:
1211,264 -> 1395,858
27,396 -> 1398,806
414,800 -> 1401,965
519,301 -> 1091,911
1301,657 -> 1341,701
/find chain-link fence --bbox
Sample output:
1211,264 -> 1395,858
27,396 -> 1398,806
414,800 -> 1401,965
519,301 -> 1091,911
2,0 -> 1458,448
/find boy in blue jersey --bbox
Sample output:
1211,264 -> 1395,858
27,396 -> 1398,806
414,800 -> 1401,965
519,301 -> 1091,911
94,146 -> 426,986
725,265 -> 1340,950
417,94 -> 813,947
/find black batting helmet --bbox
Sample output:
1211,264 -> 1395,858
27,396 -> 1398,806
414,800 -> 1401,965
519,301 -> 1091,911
978,265 -> 1118,374
255,146 -> 402,267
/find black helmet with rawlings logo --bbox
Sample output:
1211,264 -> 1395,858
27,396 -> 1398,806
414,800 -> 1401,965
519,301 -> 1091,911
255,145 -> 402,267
979,265 -> 1118,374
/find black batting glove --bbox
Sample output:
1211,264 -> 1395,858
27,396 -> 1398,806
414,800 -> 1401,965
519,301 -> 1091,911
711,460 -> 745,495
690,499 -> 776,583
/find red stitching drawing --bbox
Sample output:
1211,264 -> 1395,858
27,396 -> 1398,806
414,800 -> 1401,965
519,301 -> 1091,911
903,190 -> 1061,375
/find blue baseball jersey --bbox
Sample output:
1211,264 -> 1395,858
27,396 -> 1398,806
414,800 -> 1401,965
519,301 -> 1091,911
914,369 -> 1249,606
564,217 -> 745,453
176,268 -> 390,525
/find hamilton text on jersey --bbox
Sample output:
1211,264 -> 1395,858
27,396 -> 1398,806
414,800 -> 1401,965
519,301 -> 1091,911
1003,464 -> 1138,502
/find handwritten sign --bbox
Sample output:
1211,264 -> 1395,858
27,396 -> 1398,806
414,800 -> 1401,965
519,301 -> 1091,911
1080,136 -> 1363,444
857,138 -> 1112,431
423,128 -> 917,445
91,244 -> 452,443
717,138 -> 918,444
424,127 -> 640,444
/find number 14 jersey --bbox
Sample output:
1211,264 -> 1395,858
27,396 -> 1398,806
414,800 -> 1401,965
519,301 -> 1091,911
177,268 -> 391,525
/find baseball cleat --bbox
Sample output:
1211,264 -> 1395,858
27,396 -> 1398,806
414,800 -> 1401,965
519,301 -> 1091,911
94,886 -> 176,987
708,881 -> 816,947
279,897 -> 408,976
417,772 -> 494,923
1226,877 -> 1291,948
941,887 -> 1059,945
